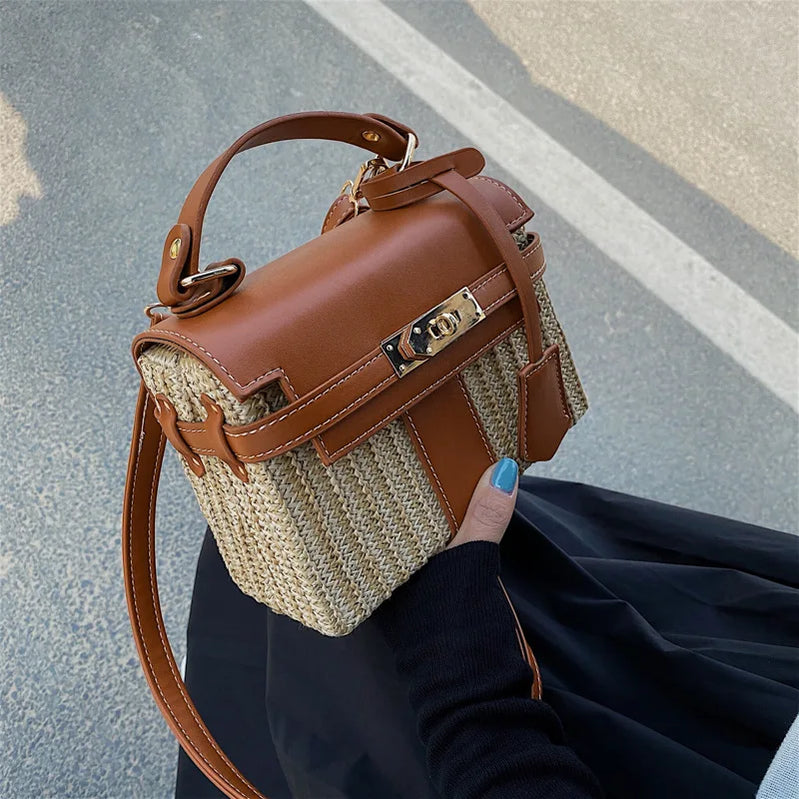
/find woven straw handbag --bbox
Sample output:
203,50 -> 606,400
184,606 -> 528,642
123,111 -> 587,798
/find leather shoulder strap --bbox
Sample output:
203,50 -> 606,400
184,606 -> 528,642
122,382 -> 268,799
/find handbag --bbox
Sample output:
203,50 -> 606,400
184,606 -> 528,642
122,111 -> 588,798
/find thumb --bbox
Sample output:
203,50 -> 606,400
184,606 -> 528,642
447,458 -> 519,549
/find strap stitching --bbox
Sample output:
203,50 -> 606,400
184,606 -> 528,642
321,194 -> 351,233
175,300 -> 533,461
230,354 -> 385,436
157,253 -> 545,461
188,372 -> 393,455
246,320 -> 522,459
181,115 -> 409,274
520,347 -> 560,459
127,394 -> 250,798
456,375 -> 494,460
473,176 -> 528,227
295,256 -> 545,459
406,411 -> 456,527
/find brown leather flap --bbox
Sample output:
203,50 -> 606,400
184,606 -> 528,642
134,176 -> 532,404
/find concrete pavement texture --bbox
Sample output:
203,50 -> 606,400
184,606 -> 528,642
468,0 -> 799,258
1,1 -> 797,797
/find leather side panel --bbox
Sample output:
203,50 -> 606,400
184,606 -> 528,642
517,344 -> 572,462
403,376 -> 495,533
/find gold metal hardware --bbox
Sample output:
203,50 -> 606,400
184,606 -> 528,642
340,157 -> 389,215
397,132 -> 417,172
428,312 -> 459,339
381,287 -> 485,377
144,302 -> 169,319
179,263 -> 240,288
361,130 -> 381,142
169,238 -> 181,259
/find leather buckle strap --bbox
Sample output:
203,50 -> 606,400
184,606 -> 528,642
359,148 -> 484,211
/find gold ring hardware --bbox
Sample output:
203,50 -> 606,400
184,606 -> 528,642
428,311 -> 459,339
340,157 -> 390,215
381,287 -> 485,378
144,302 -> 169,320
179,263 -> 240,288
361,130 -> 381,142
169,237 -> 181,259
396,132 -> 418,173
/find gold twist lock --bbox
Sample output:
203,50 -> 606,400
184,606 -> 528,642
381,287 -> 485,378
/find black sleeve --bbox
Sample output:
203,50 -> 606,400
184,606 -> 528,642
373,540 -> 603,799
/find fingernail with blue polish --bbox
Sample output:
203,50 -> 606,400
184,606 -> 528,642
490,458 -> 518,494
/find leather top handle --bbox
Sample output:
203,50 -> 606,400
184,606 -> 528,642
157,112 -> 416,316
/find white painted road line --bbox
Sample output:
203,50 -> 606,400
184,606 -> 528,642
308,0 -> 799,414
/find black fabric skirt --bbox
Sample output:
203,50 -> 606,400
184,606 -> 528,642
175,478 -> 799,799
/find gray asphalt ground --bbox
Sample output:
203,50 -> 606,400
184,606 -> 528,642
1,2 -> 797,797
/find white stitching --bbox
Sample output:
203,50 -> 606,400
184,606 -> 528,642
144,431 -> 247,785
230,354 -> 385,436
177,292 -> 533,462
473,176 -> 529,227
520,362 -> 528,459
126,396 -> 246,796
473,240 -> 542,296
280,371 -> 299,400
406,412 -> 456,526
262,254 -> 544,448
485,287 -> 515,314
316,321 -> 523,461
520,347 -> 562,459
158,246 -> 545,461
456,375 -> 494,460
321,194 -> 351,233
148,329 -> 281,390
472,268 -> 505,294
240,374 -> 395,457
264,252 -> 545,450
529,258 -> 546,283
485,264 -> 545,315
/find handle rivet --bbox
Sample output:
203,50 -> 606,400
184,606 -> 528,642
361,130 -> 381,142
169,238 -> 181,259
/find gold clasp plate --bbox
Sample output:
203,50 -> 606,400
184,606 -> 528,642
381,287 -> 485,377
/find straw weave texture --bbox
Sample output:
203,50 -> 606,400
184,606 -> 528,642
138,243 -> 587,635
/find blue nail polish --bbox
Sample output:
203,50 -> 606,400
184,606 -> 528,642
490,458 -> 518,494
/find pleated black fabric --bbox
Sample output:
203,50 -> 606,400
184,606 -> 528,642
176,478 -> 799,798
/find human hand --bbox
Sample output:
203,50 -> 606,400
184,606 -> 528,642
447,458 -> 519,549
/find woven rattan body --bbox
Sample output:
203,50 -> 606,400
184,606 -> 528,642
138,263 -> 586,635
